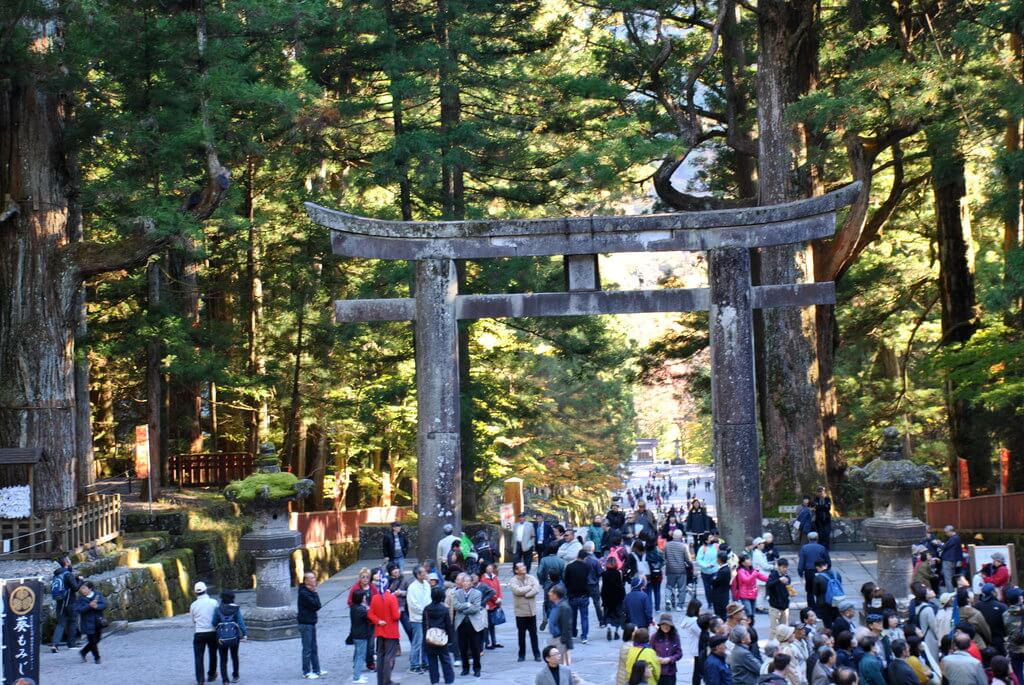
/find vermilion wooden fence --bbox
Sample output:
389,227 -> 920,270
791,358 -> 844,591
927,493 -> 1024,531
290,506 -> 411,548
168,452 -> 254,487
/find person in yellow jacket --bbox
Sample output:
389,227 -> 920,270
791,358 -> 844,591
624,627 -> 661,685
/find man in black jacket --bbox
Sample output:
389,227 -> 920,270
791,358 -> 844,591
975,583 -> 1009,653
383,521 -> 409,570
534,514 -> 555,560
297,572 -> 324,679
605,502 -> 625,534
887,639 -> 921,685
831,600 -> 857,638
563,550 -> 592,643
708,550 -> 732,619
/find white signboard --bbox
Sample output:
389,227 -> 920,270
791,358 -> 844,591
778,505 -> 799,514
969,543 -> 1017,588
499,504 -> 515,530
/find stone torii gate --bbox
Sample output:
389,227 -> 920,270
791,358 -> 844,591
306,182 -> 860,558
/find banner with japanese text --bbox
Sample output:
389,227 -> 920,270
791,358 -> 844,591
1,578 -> 42,685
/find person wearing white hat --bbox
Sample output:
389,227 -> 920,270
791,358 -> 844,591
190,580 -> 220,685
752,537 -> 772,614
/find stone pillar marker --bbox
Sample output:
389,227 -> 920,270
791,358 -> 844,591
708,247 -> 761,550
415,258 -> 461,561
225,442 -> 314,640
850,427 -> 940,600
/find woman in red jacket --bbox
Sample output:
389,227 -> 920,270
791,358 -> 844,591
983,552 -> 1011,598
480,562 -> 504,650
730,554 -> 768,620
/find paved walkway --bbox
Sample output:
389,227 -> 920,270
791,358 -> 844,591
41,464 -> 878,684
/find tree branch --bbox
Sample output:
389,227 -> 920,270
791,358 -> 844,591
66,219 -> 171,278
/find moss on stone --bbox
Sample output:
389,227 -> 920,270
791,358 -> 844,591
224,471 -> 302,503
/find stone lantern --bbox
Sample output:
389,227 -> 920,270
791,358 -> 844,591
849,427 -> 940,601
224,442 -> 314,640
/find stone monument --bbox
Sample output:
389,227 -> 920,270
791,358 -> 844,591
224,442 -> 314,640
850,427 -> 940,601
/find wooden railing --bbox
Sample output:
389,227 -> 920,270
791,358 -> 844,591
0,494 -> 121,559
290,506 -> 411,548
927,492 -> 1024,532
169,452 -> 254,487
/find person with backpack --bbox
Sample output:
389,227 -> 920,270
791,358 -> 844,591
1003,587 -> 1024,683
73,580 -> 106,665
812,558 -> 843,627
191,581 -> 220,684
50,555 -> 81,652
908,582 -> 939,658
212,590 -> 247,684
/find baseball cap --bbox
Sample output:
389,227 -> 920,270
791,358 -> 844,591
866,613 -> 883,624
194,581 -> 207,594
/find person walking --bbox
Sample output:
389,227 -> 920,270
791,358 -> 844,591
383,521 -> 409,570
298,571 -> 326,680
480,562 -> 504,649
938,525 -> 962,591
510,561 -> 543,662
191,580 -> 220,684
350,589 -> 373,684
708,551 -> 732,620
212,590 -> 247,684
663,530 -> 691,612
652,614 -> 683,685
536,644 -> 575,685
50,555 -> 81,652
535,515 -> 556,560
603,556 -> 627,641
795,496 -> 813,546
625,577 -> 654,631
557,527 -> 583,565
369,583 -> 401,685
583,541 -> 606,629
424,586 -> 456,685
514,513 -> 537,573
408,565 -> 433,674
547,585 -> 574,665
74,581 -> 106,665
696,532 -> 721,602
765,558 -> 792,633
811,487 -> 833,550
564,549 -> 592,644
797,533 -> 830,612
453,573 -> 486,677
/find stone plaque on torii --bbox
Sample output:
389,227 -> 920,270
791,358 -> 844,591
306,182 -> 860,558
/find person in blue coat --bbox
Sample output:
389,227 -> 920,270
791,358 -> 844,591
703,635 -> 733,685
624,577 -> 653,630
939,525 -> 962,590
795,496 -> 813,545
212,590 -> 248,684
797,532 -> 830,611
73,580 -> 107,664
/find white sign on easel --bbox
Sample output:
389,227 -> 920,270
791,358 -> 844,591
969,543 -> 1017,588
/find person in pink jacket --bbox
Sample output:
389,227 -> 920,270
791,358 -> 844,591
730,554 -> 768,620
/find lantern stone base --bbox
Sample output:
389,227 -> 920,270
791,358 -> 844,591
244,605 -> 300,641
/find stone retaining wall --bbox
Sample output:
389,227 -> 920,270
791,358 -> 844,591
761,517 -> 868,545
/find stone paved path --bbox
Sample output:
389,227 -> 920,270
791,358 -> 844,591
41,464 -> 878,684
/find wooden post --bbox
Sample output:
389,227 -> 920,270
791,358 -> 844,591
414,258 -> 461,560
708,247 -> 762,550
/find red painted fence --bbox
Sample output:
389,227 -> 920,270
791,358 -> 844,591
290,506 -> 412,548
927,493 -> 1024,531
169,452 -> 255,487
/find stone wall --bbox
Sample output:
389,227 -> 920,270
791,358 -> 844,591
761,517 -> 868,546
292,541 -> 360,583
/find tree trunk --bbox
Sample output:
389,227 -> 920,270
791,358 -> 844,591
721,2 -> 757,200
309,422 -> 328,511
1007,32 -> 1024,320
167,238 -> 204,455
91,357 -> 116,457
284,289 -> 305,472
146,258 -> 164,498
754,0 -> 828,507
0,35 -> 80,511
384,0 -> 413,222
928,130 -> 993,494
245,157 -> 269,456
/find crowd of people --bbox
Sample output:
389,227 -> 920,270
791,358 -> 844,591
45,473 -> 1024,685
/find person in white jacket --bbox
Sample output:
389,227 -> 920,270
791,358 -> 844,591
752,537 -> 774,613
407,566 -> 433,675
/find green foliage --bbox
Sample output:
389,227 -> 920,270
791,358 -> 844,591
224,472 -> 301,503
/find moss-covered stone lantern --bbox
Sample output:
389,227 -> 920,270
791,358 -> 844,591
224,442 -> 314,640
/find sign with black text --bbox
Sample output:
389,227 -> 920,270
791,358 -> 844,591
1,579 -> 42,684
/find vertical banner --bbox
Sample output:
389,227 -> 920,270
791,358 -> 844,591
1000,448 -> 1011,494
958,458 -> 971,499
2,578 -> 42,684
134,424 -> 150,480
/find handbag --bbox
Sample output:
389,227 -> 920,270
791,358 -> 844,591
97,614 -> 109,629
490,607 -> 507,626
425,627 -> 449,647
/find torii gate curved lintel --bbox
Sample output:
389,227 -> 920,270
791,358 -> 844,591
307,182 -> 861,557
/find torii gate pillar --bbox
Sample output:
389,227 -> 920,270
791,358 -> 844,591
415,258 -> 461,559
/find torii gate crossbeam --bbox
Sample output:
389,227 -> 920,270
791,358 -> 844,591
307,182 -> 860,557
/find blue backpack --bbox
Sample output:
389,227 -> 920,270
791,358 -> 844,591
51,571 -> 69,603
819,569 -> 846,607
